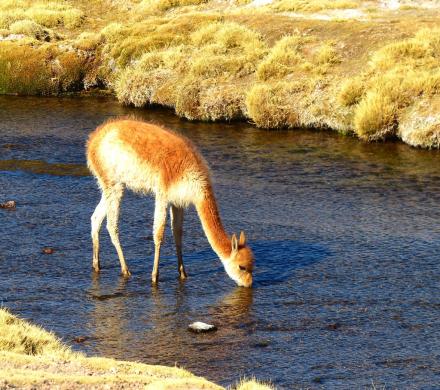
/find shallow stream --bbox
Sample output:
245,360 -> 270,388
0,96 -> 439,388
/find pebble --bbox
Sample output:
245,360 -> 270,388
0,200 -> 16,209
42,247 -> 55,254
326,322 -> 341,330
188,321 -> 217,333
74,336 -> 87,343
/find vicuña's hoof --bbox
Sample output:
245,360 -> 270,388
121,270 -> 131,277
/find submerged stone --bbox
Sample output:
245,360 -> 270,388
188,322 -> 217,333
74,335 -> 87,343
0,200 -> 16,209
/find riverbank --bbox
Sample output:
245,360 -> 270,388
1,0 -> 440,148
0,308 -> 271,389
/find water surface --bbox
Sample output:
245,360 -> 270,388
0,96 -> 439,388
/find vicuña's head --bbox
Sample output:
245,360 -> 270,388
222,231 -> 254,288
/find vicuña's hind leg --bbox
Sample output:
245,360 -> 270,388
170,205 -> 187,280
105,184 -> 131,277
91,194 -> 107,272
152,196 -> 167,284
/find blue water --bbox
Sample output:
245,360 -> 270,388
0,96 -> 439,388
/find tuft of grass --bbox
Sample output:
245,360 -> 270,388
56,51 -> 88,92
272,0 -> 358,13
338,77 -> 364,106
0,41 -> 91,95
116,21 -> 266,121
233,378 -> 276,390
353,91 -> 397,141
100,14 -> 220,69
8,19 -> 49,40
256,35 -> 340,82
140,0 -> 209,12
0,308 -> 73,358
74,31 -> 103,51
256,35 -> 305,81
314,42 -> 339,65
0,43 -> 55,95
246,82 -> 301,128
346,27 -> 440,142
0,1 -> 84,29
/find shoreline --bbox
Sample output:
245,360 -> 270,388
0,308 -> 272,389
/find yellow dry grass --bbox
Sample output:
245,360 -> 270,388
140,0 -> 209,12
340,27 -> 440,143
0,0 -> 83,29
272,0 -> 358,12
115,20 -> 266,120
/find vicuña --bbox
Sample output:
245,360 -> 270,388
86,118 -> 254,287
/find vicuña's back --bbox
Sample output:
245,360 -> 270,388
86,119 -> 253,287
87,119 -> 209,206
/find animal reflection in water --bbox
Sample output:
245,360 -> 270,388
86,119 -> 254,287
87,275 -> 254,363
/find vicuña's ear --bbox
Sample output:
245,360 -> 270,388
231,234 -> 238,252
239,231 -> 246,246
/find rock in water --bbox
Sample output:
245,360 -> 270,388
0,200 -> 16,209
188,321 -> 217,333
74,336 -> 88,343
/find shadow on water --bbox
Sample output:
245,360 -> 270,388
0,159 -> 89,176
251,240 -> 331,287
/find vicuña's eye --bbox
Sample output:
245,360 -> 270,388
239,265 -> 246,271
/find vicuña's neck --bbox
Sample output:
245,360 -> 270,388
195,185 -> 231,261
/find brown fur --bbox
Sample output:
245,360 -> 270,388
86,118 -> 254,287
87,118 -> 208,190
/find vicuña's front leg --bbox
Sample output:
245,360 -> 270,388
170,205 -> 187,280
91,194 -> 107,272
152,196 -> 167,284
105,185 -> 131,277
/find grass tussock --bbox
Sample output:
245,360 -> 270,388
116,20 -> 267,121
0,308 -> 72,358
247,33 -> 344,129
246,82 -> 301,128
233,378 -> 276,390
140,0 -> 209,12
100,14 -> 219,69
340,27 -> 440,142
0,42 -> 93,95
272,0 -> 358,13
0,43 -> 54,95
8,20 -> 52,41
74,31 -> 103,51
0,0 -> 83,30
